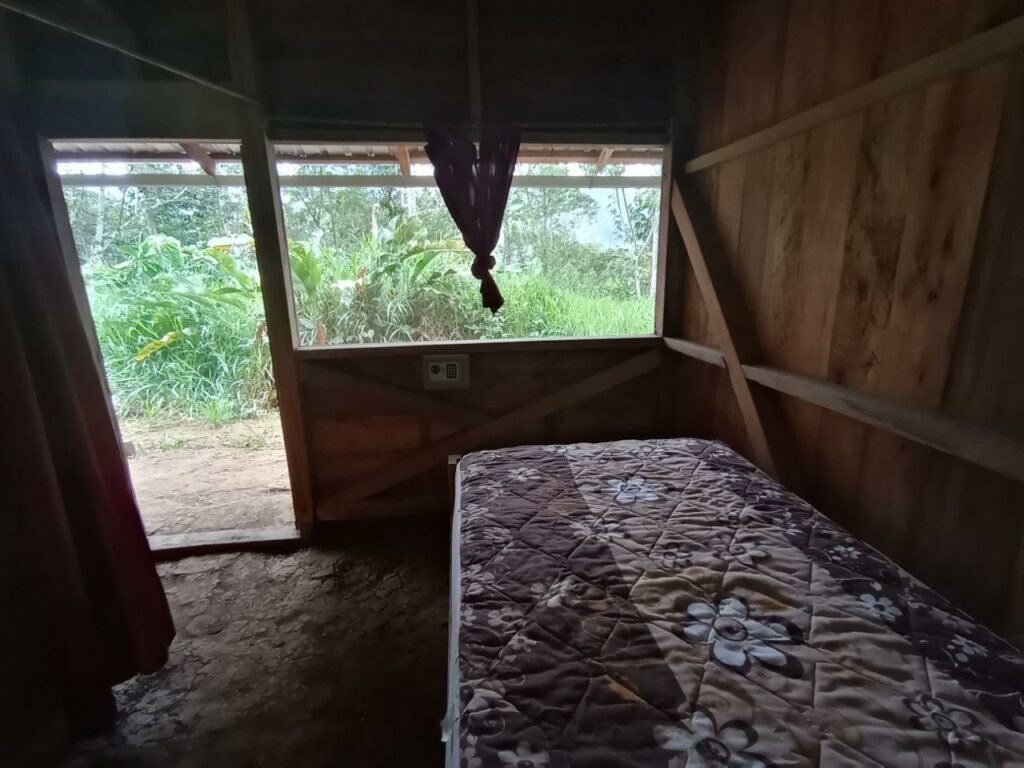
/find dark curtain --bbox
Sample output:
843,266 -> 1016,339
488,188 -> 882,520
424,125 -> 520,313
0,102 -> 174,747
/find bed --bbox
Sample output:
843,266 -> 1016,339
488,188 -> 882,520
443,438 -> 1024,767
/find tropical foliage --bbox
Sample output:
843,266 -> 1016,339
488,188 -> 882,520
63,163 -> 658,421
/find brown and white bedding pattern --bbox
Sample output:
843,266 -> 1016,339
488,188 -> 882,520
453,438 -> 1024,767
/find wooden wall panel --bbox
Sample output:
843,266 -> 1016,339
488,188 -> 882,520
302,344 -> 661,521
918,52 -> 1024,637
672,0 -> 1024,634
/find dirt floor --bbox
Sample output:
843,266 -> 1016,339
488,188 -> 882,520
65,518 -> 450,768
119,415 -> 294,536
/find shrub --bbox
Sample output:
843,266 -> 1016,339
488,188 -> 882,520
84,220 -> 654,423
84,235 -> 271,421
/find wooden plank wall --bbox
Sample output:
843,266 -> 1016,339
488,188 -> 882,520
672,0 -> 1024,637
299,342 -> 664,521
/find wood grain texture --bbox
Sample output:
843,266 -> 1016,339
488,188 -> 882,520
298,362 -> 489,427
670,0 -> 1024,633
685,11 -> 1024,172
664,337 -> 1024,485
240,123 -> 315,529
304,346 -> 661,519
316,350 -> 661,513
672,183 -> 777,476
913,51 -> 1024,633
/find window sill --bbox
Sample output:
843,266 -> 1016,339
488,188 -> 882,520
292,334 -> 663,359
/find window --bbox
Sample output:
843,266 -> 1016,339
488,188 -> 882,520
277,144 -> 663,345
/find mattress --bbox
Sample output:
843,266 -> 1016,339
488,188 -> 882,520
445,438 -> 1024,767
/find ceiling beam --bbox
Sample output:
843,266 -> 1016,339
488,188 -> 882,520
395,145 -> 412,176
596,148 -> 614,171
33,81 -> 245,140
180,142 -> 216,176
0,0 -> 257,104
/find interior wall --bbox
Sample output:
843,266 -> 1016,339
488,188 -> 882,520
297,341 -> 666,521
671,0 -> 1024,637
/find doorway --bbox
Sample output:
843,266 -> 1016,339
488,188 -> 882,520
50,141 -> 296,541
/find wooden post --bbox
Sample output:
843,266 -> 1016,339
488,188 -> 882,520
653,137 -> 674,336
670,182 -> 777,476
239,123 -> 315,533
228,0 -> 315,534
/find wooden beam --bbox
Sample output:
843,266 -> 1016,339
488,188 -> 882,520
662,337 -> 1024,486
663,336 -> 725,367
241,123 -> 317,530
395,145 -> 412,176
49,142 -> 663,166
685,14 -> 1024,174
149,526 -> 301,560
742,365 -> 1024,486
653,137 -> 674,336
294,334 -> 662,360
58,173 -> 660,190
33,81 -> 245,141
229,0 -> 315,532
670,182 -> 777,475
319,349 -> 661,511
596,148 -> 614,171
0,0 -> 257,104
38,139 -> 111,388
268,122 -> 668,147
297,362 -> 488,428
181,142 -> 216,176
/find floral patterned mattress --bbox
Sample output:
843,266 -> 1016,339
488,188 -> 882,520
446,438 -> 1024,768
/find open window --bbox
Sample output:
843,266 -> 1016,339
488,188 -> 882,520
274,143 -> 664,346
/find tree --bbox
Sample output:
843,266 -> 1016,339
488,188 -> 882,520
610,186 -> 658,297
499,165 -> 599,275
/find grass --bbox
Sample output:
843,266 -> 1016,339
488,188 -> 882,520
85,226 -> 654,424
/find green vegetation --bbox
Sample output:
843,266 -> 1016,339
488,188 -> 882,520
63,163 -> 657,422
80,234 -> 272,421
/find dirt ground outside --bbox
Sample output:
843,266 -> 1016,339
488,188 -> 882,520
119,413 -> 294,536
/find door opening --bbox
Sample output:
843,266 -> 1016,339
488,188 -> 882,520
49,141 -> 297,544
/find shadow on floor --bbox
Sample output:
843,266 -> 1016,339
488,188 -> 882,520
67,516 -> 450,768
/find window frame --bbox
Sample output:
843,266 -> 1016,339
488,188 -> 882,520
44,130 -> 675,363
269,140 -> 673,354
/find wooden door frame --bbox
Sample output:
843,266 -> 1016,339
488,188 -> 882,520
37,129 -> 312,544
